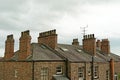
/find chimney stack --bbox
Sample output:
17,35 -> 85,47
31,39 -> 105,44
4,34 -> 14,60
101,39 -> 110,55
83,34 -> 96,56
72,38 -> 79,46
19,30 -> 31,60
96,40 -> 101,50
38,29 -> 57,49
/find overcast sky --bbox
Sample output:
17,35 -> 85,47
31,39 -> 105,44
0,0 -> 120,57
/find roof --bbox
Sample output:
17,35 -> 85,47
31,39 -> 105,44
31,43 -> 64,61
10,43 -> 120,62
11,43 -> 64,61
55,44 -> 120,62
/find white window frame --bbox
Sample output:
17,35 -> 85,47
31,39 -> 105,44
56,65 -> 62,75
106,70 -> 110,80
14,69 -> 18,78
41,67 -> 49,80
94,66 -> 98,78
78,67 -> 84,79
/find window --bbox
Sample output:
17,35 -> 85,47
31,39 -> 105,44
56,65 -> 62,74
94,66 -> 99,78
88,67 -> 91,76
78,67 -> 84,78
114,73 -> 118,80
41,67 -> 48,80
14,69 -> 18,78
106,70 -> 110,80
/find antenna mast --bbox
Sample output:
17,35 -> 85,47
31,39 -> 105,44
80,25 -> 88,36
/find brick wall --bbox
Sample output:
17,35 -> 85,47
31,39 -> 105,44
83,34 -> 96,56
101,39 -> 110,54
68,62 -> 110,80
34,61 -> 65,80
114,62 -> 120,79
0,62 -> 4,80
19,30 -> 31,60
69,62 -> 86,80
4,35 -> 14,59
0,62 -> 32,80
38,29 -> 57,49
99,62 -> 110,80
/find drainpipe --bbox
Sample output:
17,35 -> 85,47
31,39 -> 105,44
91,56 -> 94,80
110,58 -> 114,80
65,59 -> 69,79
32,61 -> 34,80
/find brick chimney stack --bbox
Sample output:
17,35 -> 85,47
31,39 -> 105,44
110,58 -> 114,80
83,34 -> 96,56
96,40 -> 101,50
19,30 -> 31,60
4,34 -> 14,59
72,38 -> 79,46
101,39 -> 110,55
38,29 -> 57,49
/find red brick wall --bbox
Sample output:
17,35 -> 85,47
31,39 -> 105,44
96,40 -> 101,50
83,34 -> 96,56
4,35 -> 14,59
101,39 -> 110,54
0,62 -> 32,80
34,62 -> 65,80
0,62 -> 4,79
19,30 -> 31,60
69,63 -> 85,80
99,62 -> 110,80
114,61 -> 120,79
69,62 -> 110,80
38,30 -> 57,49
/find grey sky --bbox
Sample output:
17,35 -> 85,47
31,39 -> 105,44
0,0 -> 120,56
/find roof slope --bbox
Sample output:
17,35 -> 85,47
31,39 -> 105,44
31,43 -> 64,61
56,44 -> 107,62
10,43 -> 120,62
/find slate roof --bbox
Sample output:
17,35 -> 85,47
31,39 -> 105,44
31,43 -> 64,61
56,44 -> 120,62
10,43 -> 120,62
11,43 -> 64,61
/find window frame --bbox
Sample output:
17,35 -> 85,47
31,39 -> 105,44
56,65 -> 62,75
78,67 -> 85,78
106,70 -> 110,80
14,69 -> 18,78
94,66 -> 99,79
41,67 -> 49,80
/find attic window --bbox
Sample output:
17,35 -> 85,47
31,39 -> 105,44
60,47 -> 68,51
